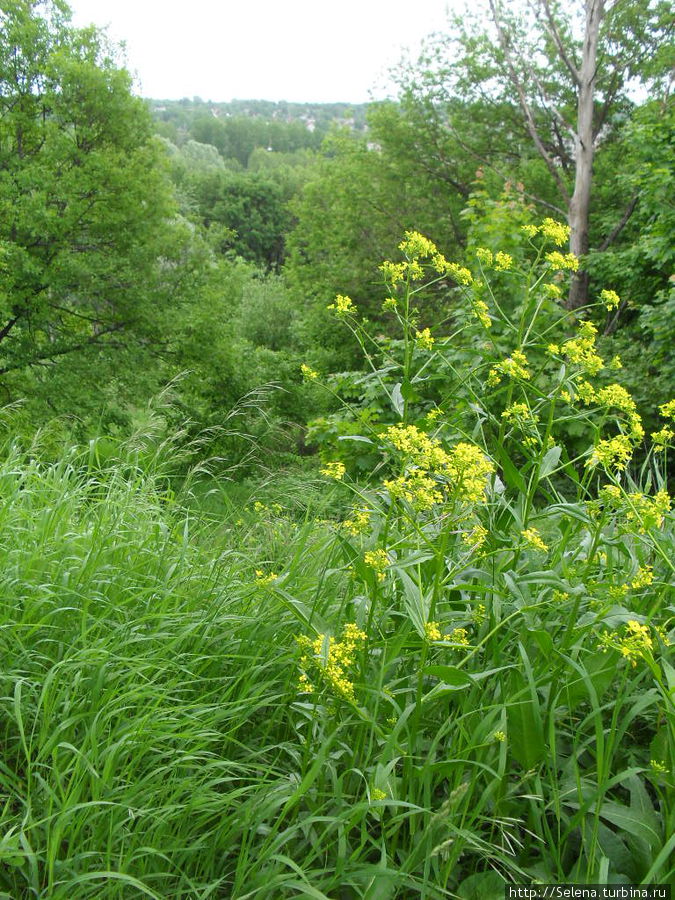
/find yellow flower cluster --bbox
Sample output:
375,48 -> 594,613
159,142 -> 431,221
328,294 -> 357,316
652,426 -> 674,450
610,355 -> 623,370
384,471 -> 443,511
382,425 -> 494,508
660,399 -> 675,419
471,297 -> 492,329
562,320 -> 604,375
297,623 -> 367,700
493,730 -> 507,742
586,435 -> 634,471
475,247 -> 493,266
321,460 -> 346,480
446,627 -> 470,646
494,251 -> 513,271
521,224 -> 539,238
382,296 -> 398,311
600,289 -> 620,310
599,620 -> 653,667
502,402 -> 538,424
255,569 -> 278,586
380,260 -> 407,285
542,283 -> 563,299
399,231 -> 438,260
415,327 -> 435,350
546,251 -> 579,271
301,363 -> 319,381
631,566 -> 654,589
540,218 -> 570,247
445,442 -> 495,503
385,424 -> 449,470
599,485 -> 671,532
463,523 -> 488,550
343,508 -> 371,536
521,527 -> 549,552
592,383 -> 643,440
364,548 -> 389,581
370,788 -> 387,802
489,349 -> 531,384
424,622 -> 471,645
625,490 -> 671,533
443,261 -> 473,285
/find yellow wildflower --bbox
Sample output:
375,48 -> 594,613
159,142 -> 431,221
521,224 -> 539,238
546,251 -> 579,271
382,296 -> 398,311
444,262 -> 473,285
444,627 -> 470,646
600,289 -> 620,310
300,363 -> 319,381
547,343 -> 560,355
370,788 -> 387,802
472,603 -> 487,624
596,383 -> 637,417
625,490 -> 671,533
586,435 -> 633,471
399,230 -> 437,260
659,399 -> 675,419
631,566 -> 654,589
471,298 -> 492,328
379,260 -> 407,285
502,402 -> 537,424
521,527 -> 549,552
425,621 -> 442,642
364,548 -> 389,581
475,247 -> 493,266
493,730 -> 507,742
328,294 -> 357,317
494,251 -> 513,271
321,460 -> 346,480
599,620 -> 653,667
542,283 -> 563,299
609,355 -> 623,370
562,320 -> 604,375
540,218 -> 570,247
463,523 -> 488,550
343,508 -> 371,536
296,623 -> 366,701
446,442 -> 495,503
415,327 -> 435,350
255,570 -> 278,586
384,472 -> 442,511
652,426 -> 674,450
497,349 -> 531,380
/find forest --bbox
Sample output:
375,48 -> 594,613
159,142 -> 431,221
0,0 -> 673,897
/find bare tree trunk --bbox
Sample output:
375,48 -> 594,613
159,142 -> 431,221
567,0 -> 605,309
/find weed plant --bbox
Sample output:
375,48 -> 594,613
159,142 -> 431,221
0,220 -> 673,897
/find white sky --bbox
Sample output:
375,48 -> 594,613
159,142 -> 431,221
66,0 -> 456,103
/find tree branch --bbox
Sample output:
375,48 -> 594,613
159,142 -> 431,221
597,193 -> 639,252
0,323 -> 126,375
489,0 -> 571,205
538,0 -> 581,86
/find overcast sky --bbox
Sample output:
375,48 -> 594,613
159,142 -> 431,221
66,0 -> 456,103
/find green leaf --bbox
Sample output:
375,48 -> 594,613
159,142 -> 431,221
424,665 -> 475,686
538,445 -> 562,479
391,382 -> 405,417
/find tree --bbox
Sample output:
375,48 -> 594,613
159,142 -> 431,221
401,0 -> 673,306
0,0 -> 183,381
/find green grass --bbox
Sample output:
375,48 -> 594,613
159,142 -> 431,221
0,426 -> 672,898
1,224 -> 674,898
